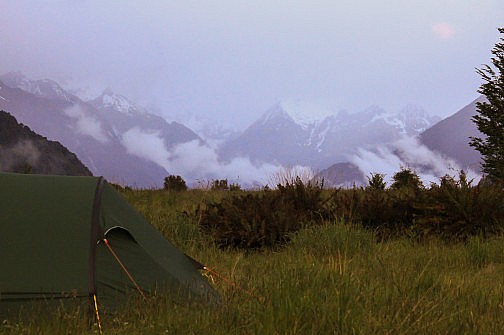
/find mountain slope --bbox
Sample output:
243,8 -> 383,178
419,96 -> 483,171
0,77 -> 168,187
316,162 -> 365,188
89,89 -> 201,148
0,71 -> 78,103
0,110 -> 92,175
316,97 -> 485,188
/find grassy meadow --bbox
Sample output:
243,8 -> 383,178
2,186 -> 504,334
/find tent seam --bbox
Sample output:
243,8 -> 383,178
88,177 -> 105,298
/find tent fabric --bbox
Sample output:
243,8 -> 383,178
0,173 -> 217,316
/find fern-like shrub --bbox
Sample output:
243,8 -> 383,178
327,169 -> 426,238
164,175 -> 188,192
197,177 -> 326,249
414,174 -> 504,241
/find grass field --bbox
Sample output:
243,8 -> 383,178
2,189 -> 504,334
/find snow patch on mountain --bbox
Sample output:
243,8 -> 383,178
398,105 -> 441,134
266,99 -> 336,129
0,72 -> 74,102
365,105 -> 440,136
221,100 -> 442,170
315,122 -> 331,152
99,89 -> 146,115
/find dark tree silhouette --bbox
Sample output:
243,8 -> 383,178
470,28 -> 504,181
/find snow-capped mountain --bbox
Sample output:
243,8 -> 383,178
0,73 -> 201,187
267,100 -> 336,130
89,89 -> 202,148
0,72 -> 77,103
219,100 -> 440,168
314,98 -> 485,188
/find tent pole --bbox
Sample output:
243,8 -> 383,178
103,238 -> 148,301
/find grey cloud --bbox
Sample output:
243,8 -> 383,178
0,140 -> 40,171
121,127 -> 279,185
350,136 -> 481,186
64,105 -> 109,144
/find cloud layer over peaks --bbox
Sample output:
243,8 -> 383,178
121,127 -> 279,186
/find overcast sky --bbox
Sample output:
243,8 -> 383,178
1,1 -> 503,129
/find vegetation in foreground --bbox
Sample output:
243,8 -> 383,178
2,182 -> 504,334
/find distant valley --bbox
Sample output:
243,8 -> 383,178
0,72 -> 483,188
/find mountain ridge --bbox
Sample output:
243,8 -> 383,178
0,73 -> 202,187
0,110 -> 92,176
317,97 -> 484,187
219,101 -> 441,168
419,96 -> 483,171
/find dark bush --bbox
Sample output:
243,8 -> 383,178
164,175 -> 188,192
414,172 -> 504,240
197,177 -> 326,249
390,167 -> 424,191
326,186 -> 424,238
229,183 -> 241,191
197,169 -> 504,248
366,173 -> 386,191
211,179 -> 229,190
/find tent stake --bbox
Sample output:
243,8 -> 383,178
93,293 -> 104,335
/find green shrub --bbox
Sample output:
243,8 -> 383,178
325,168 -> 426,238
390,167 -> 423,191
414,173 -> 504,240
326,187 -> 423,238
212,179 -> 229,190
326,170 -> 504,241
366,173 -> 386,191
164,175 -> 188,192
325,188 -> 363,224
229,183 -> 242,191
197,177 -> 327,249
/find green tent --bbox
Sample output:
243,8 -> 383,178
0,173 -> 218,316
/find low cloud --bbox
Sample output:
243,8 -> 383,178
0,140 -> 40,171
169,140 -> 280,185
64,104 -> 109,143
121,127 -> 280,186
432,22 -> 456,39
121,127 -> 168,168
350,136 -> 480,186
